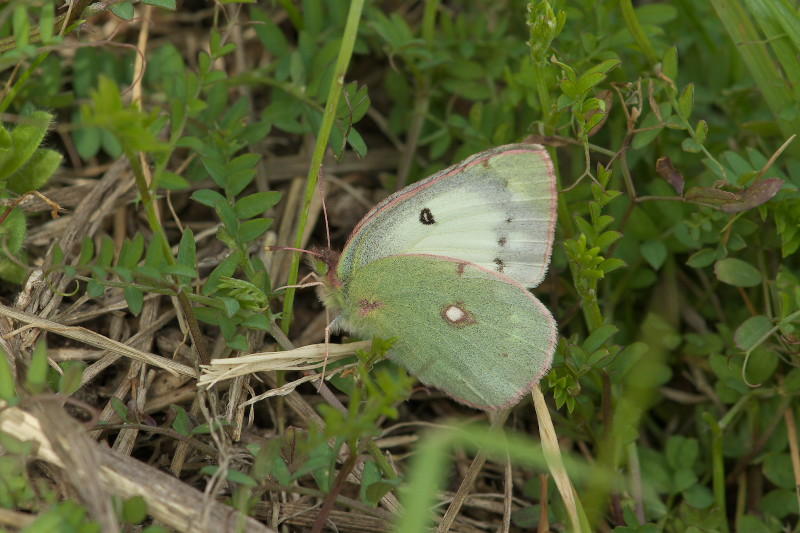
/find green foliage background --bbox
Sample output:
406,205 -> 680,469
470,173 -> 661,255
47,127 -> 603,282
0,1 -> 799,531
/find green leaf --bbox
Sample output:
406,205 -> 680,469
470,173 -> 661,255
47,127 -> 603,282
171,404 -> 192,435
686,248 -> 718,268
694,119 -> 708,144
121,496 -> 148,525
227,334 -> 249,351
237,218 -> 273,243
214,199 -> 239,234
234,191 -> 283,219
202,158 -> 227,188
661,46 -> 678,80
110,2 -> 135,20
224,468 -> 258,487
162,264 -> 197,279
734,315 -> 773,351
677,83 -> 694,119
714,258 -> 762,287
13,6 -> 30,49
641,240 -> 668,270
177,228 -> 196,269
582,325 -> 619,353
124,286 -> 144,315
0,111 -> 52,179
58,361 -> 86,396
762,454 -> 795,490
666,436 -> 699,470
78,237 -> 94,265
88,279 -> 105,298
219,297 -> 240,317
111,396 -> 130,422
143,0 -> 176,9
0,344 -> 17,401
227,168 -> 257,197
681,137 -> 702,153
6,148 -> 62,194
25,340 -> 48,394
242,314 -> 272,331
203,252 -> 240,296
192,188 -> 226,207
158,171 -> 189,190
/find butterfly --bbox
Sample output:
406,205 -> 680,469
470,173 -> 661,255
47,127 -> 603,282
316,144 -> 557,410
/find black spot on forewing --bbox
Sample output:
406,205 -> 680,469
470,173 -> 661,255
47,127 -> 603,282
494,258 -> 505,273
419,208 -> 436,225
505,217 -> 513,223
498,237 -> 507,247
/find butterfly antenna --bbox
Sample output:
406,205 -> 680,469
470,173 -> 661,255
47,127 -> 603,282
318,167 -> 332,249
267,245 -> 322,257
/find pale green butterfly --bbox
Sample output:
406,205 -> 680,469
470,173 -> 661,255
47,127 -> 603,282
317,144 -> 557,410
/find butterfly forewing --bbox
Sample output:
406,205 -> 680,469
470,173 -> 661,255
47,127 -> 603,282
336,254 -> 557,410
338,144 -> 557,289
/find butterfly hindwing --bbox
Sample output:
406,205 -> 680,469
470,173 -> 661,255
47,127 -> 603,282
335,254 -> 557,410
338,144 -> 557,289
